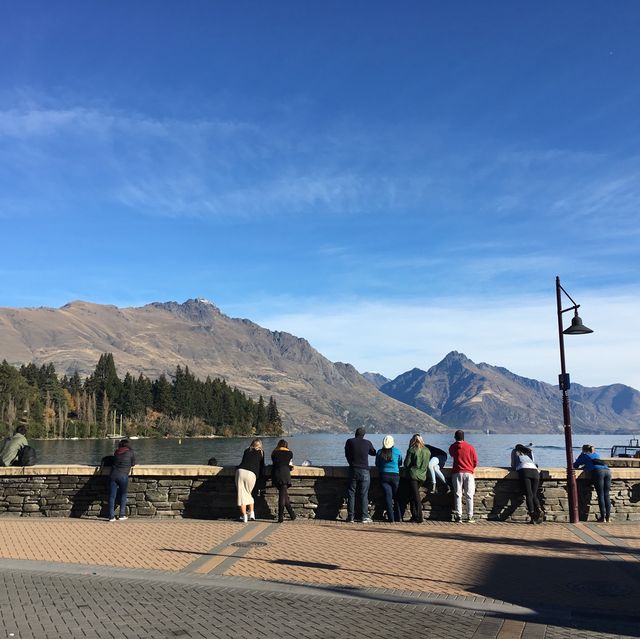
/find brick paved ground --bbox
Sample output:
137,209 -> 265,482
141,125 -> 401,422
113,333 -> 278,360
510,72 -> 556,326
0,518 -> 638,638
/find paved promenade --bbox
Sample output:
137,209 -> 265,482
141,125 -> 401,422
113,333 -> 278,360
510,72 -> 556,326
0,517 -> 638,638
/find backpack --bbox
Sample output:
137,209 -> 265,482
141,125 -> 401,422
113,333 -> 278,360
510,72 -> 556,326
15,445 -> 37,467
100,455 -> 115,469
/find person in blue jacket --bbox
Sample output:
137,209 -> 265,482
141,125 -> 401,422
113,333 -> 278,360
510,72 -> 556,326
375,436 -> 403,522
574,444 -> 612,523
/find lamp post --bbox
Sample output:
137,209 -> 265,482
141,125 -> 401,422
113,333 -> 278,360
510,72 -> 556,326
555,276 -> 593,524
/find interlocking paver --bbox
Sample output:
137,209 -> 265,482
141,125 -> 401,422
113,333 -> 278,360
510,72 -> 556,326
0,517 -> 639,638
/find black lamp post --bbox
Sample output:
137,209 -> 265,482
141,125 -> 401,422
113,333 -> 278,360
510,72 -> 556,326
555,276 -> 593,524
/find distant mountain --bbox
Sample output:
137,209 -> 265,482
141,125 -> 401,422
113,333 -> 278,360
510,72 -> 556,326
380,351 -> 640,434
362,372 -> 390,389
0,299 -> 445,434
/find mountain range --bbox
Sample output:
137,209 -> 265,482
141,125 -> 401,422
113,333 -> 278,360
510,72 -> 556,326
0,299 -> 442,434
373,351 -> 640,434
1,299 -> 638,434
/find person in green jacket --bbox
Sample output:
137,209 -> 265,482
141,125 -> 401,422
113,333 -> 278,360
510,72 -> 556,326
0,425 -> 28,466
404,434 -> 431,523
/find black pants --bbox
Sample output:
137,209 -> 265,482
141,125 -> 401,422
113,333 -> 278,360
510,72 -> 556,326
409,479 -> 424,522
518,468 -> 541,516
277,483 -> 291,512
591,467 -> 611,519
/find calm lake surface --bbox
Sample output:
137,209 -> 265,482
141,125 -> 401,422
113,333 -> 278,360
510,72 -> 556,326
33,433 -> 636,468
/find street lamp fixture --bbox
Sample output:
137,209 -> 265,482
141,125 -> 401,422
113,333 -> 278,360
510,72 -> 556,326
556,276 -> 594,524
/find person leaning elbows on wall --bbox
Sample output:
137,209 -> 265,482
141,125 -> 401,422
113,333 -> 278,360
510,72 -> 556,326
375,435 -> 403,523
511,443 -> 543,524
235,438 -> 265,523
108,438 -> 136,522
404,434 -> 430,523
574,444 -> 612,523
0,425 -> 28,466
271,439 -> 296,523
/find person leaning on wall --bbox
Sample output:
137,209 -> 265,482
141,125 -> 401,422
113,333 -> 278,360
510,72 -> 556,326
271,439 -> 296,523
511,443 -> 543,524
574,444 -> 612,523
235,438 -> 264,523
0,425 -> 28,467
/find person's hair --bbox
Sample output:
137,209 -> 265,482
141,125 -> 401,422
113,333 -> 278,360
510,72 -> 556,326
250,438 -> 263,452
118,439 -> 129,448
515,443 -> 533,458
15,425 -> 27,435
380,447 -> 393,462
454,430 -> 465,441
582,444 -> 594,453
409,434 -> 424,449
355,427 -> 366,438
276,439 -> 288,449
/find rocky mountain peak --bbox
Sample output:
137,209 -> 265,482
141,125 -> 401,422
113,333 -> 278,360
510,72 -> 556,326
148,298 -> 222,323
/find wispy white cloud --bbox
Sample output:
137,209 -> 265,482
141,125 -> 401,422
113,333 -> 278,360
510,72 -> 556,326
248,288 -> 640,390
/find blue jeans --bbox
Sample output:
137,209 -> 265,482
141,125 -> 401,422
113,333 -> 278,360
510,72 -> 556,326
109,474 -> 129,518
591,467 -> 611,519
346,468 -> 370,520
380,473 -> 401,522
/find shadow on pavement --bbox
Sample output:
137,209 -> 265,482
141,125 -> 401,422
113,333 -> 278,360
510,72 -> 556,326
472,553 -> 640,636
315,523 -> 640,558
159,547 -> 472,588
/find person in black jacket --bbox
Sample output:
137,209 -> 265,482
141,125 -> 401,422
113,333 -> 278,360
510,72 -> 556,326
108,439 -> 136,522
235,438 -> 265,523
344,427 -> 376,522
271,439 -> 296,523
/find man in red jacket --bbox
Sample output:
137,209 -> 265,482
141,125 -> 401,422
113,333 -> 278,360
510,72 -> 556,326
449,430 -> 478,523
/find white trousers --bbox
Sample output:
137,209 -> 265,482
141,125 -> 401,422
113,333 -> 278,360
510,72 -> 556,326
452,472 -> 475,518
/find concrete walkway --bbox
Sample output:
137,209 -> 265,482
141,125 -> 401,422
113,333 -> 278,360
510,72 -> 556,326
0,517 -> 638,638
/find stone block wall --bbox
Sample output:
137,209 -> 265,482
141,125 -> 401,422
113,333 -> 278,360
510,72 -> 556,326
0,465 -> 638,522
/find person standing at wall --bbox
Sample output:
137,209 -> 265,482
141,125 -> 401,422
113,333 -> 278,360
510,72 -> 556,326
271,439 -> 296,523
404,434 -> 430,523
574,444 -> 612,523
344,427 -> 376,523
235,438 -> 265,523
511,444 -> 543,524
449,430 -> 478,523
375,436 -> 403,523
108,438 -> 136,522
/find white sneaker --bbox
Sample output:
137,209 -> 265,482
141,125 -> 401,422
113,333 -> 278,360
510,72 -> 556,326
239,514 -> 248,523
108,517 -> 116,523
119,516 -> 128,521
248,512 -> 256,521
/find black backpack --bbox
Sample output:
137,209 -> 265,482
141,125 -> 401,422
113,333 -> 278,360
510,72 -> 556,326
15,445 -> 37,467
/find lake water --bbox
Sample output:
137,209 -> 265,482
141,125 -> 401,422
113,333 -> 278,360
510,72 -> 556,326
32,433 -> 636,468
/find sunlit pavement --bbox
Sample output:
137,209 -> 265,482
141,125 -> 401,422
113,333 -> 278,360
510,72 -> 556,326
0,517 -> 639,638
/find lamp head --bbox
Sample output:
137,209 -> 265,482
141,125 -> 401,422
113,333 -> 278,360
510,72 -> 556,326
563,311 -> 593,335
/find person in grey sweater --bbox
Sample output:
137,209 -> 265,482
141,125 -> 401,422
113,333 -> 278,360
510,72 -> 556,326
0,426 -> 28,466
108,439 -> 136,522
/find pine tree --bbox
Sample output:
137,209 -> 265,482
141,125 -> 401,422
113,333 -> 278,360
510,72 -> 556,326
266,396 -> 283,436
254,395 -> 267,434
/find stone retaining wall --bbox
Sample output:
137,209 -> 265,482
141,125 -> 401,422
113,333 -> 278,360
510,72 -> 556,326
1,465 -> 639,522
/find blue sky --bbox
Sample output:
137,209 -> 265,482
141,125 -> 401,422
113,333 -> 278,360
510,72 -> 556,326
1,2 -> 639,388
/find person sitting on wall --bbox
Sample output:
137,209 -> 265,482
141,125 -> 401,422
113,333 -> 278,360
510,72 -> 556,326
0,425 -> 28,467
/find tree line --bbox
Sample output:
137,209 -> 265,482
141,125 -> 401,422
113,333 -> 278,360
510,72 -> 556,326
0,354 -> 283,439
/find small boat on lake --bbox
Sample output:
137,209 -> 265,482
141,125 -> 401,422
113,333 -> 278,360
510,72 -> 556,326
610,437 -> 640,458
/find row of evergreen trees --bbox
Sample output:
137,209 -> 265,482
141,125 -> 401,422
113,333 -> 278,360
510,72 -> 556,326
0,354 -> 283,439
